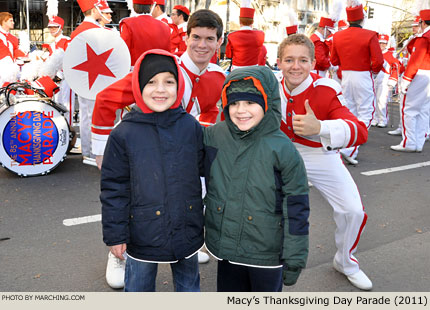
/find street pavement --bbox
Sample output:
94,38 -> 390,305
0,103 -> 429,292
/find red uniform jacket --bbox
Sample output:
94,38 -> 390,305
0,29 -> 26,60
330,26 -> 383,73
403,29 -> 430,83
120,14 -> 171,65
279,72 -> 368,149
225,28 -> 264,66
258,45 -> 267,66
310,32 -> 331,72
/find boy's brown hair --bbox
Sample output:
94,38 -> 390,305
0,12 -> 13,25
277,34 -> 315,60
187,9 -> 223,40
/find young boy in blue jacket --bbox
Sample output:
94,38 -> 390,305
203,66 -> 310,292
100,49 -> 204,292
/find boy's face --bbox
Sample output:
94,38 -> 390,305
277,44 -> 315,92
2,17 -> 14,31
185,27 -> 222,71
48,26 -> 61,37
379,42 -> 387,51
141,72 -> 177,112
228,100 -> 264,131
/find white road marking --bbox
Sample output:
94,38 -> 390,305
63,214 -> 101,226
361,161 -> 430,176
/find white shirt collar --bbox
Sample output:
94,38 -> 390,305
83,16 -> 101,26
283,74 -> 313,96
180,51 -> 208,75
240,26 -> 253,30
0,26 -> 9,34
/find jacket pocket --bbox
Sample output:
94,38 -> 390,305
129,205 -> 167,248
185,198 -> 204,242
239,213 -> 283,255
203,196 -> 225,247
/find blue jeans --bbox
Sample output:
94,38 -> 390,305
124,254 -> 200,292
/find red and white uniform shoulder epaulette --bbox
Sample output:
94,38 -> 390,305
330,27 -> 384,73
310,32 -> 330,72
403,28 -> 430,83
120,14 -> 171,65
277,72 -> 368,151
70,18 -> 101,40
225,27 -> 265,67
179,51 -> 225,126
156,12 -> 172,25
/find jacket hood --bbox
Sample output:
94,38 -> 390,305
221,66 -> 281,137
132,49 -> 185,113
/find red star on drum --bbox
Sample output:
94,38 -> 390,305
63,28 -> 131,100
72,44 -> 115,89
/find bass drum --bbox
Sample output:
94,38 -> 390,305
0,98 -> 70,176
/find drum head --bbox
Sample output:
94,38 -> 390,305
0,100 -> 69,176
63,28 -> 131,100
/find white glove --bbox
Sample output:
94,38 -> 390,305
400,78 -> 411,94
387,79 -> 397,88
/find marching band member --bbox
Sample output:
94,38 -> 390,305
277,33 -> 372,291
170,5 -> 190,54
46,16 -> 75,127
97,0 -> 114,28
310,16 -> 335,78
225,0 -> 264,70
330,0 -> 384,164
152,0 -> 172,24
70,0 -> 106,166
388,16 -> 422,136
0,12 -> 25,85
119,0 -> 171,67
373,34 -> 402,128
391,6 -> 430,152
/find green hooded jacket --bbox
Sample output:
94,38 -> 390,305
203,66 -> 310,272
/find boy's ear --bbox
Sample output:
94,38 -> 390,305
311,58 -> 316,70
216,36 -> 224,49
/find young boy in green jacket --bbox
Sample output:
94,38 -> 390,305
203,66 -> 310,292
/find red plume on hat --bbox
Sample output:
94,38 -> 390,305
240,0 -> 255,19
174,5 -> 190,16
346,0 -> 365,22
285,8 -> 298,35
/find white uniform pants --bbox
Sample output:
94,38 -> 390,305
298,146 -> 367,275
340,70 -> 375,159
77,95 -> 96,157
54,80 -> 75,126
374,72 -> 390,126
400,70 -> 430,150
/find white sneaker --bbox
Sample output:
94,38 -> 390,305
197,251 -> 210,264
377,123 -> 387,128
390,144 -> 417,152
387,127 -> 402,136
341,153 -> 358,165
83,156 -> 98,167
106,252 -> 126,289
333,259 -> 373,291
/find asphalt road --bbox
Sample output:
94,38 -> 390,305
0,102 -> 429,292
